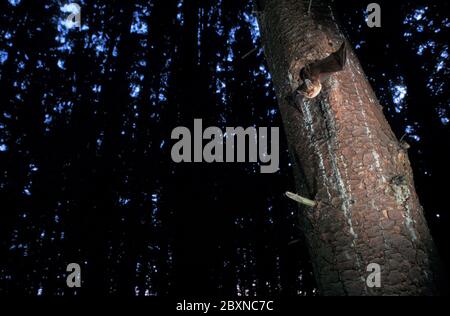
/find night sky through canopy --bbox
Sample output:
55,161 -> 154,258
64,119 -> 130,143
0,0 -> 448,297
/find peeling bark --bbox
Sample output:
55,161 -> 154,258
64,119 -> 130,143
256,0 -> 444,295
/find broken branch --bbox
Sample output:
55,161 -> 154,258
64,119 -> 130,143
285,191 -> 317,207
241,47 -> 258,60
308,0 -> 313,15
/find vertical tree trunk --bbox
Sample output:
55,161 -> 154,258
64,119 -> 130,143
256,0 -> 443,295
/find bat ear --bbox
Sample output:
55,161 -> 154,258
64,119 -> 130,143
304,79 -> 313,89
339,42 -> 347,67
300,65 -> 310,81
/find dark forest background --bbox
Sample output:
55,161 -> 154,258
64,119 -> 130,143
0,0 -> 448,296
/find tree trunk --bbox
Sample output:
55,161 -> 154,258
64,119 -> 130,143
256,0 -> 443,295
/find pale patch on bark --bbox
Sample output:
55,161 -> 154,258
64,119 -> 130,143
300,98 -> 332,200
319,93 -> 358,242
392,183 -> 418,242
348,59 -> 387,184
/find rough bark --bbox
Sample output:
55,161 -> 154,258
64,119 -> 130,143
256,0 -> 443,295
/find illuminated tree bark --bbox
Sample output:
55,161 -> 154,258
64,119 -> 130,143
256,0 -> 443,295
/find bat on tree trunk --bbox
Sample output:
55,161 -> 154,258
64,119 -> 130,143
297,42 -> 347,99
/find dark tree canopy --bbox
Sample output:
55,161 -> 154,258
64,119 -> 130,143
0,0 -> 448,296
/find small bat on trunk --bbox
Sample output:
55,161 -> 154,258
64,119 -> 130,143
297,42 -> 347,99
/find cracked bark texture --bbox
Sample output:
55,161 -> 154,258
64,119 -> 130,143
256,0 -> 443,295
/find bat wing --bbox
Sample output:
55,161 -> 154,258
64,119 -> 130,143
303,42 -> 347,82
